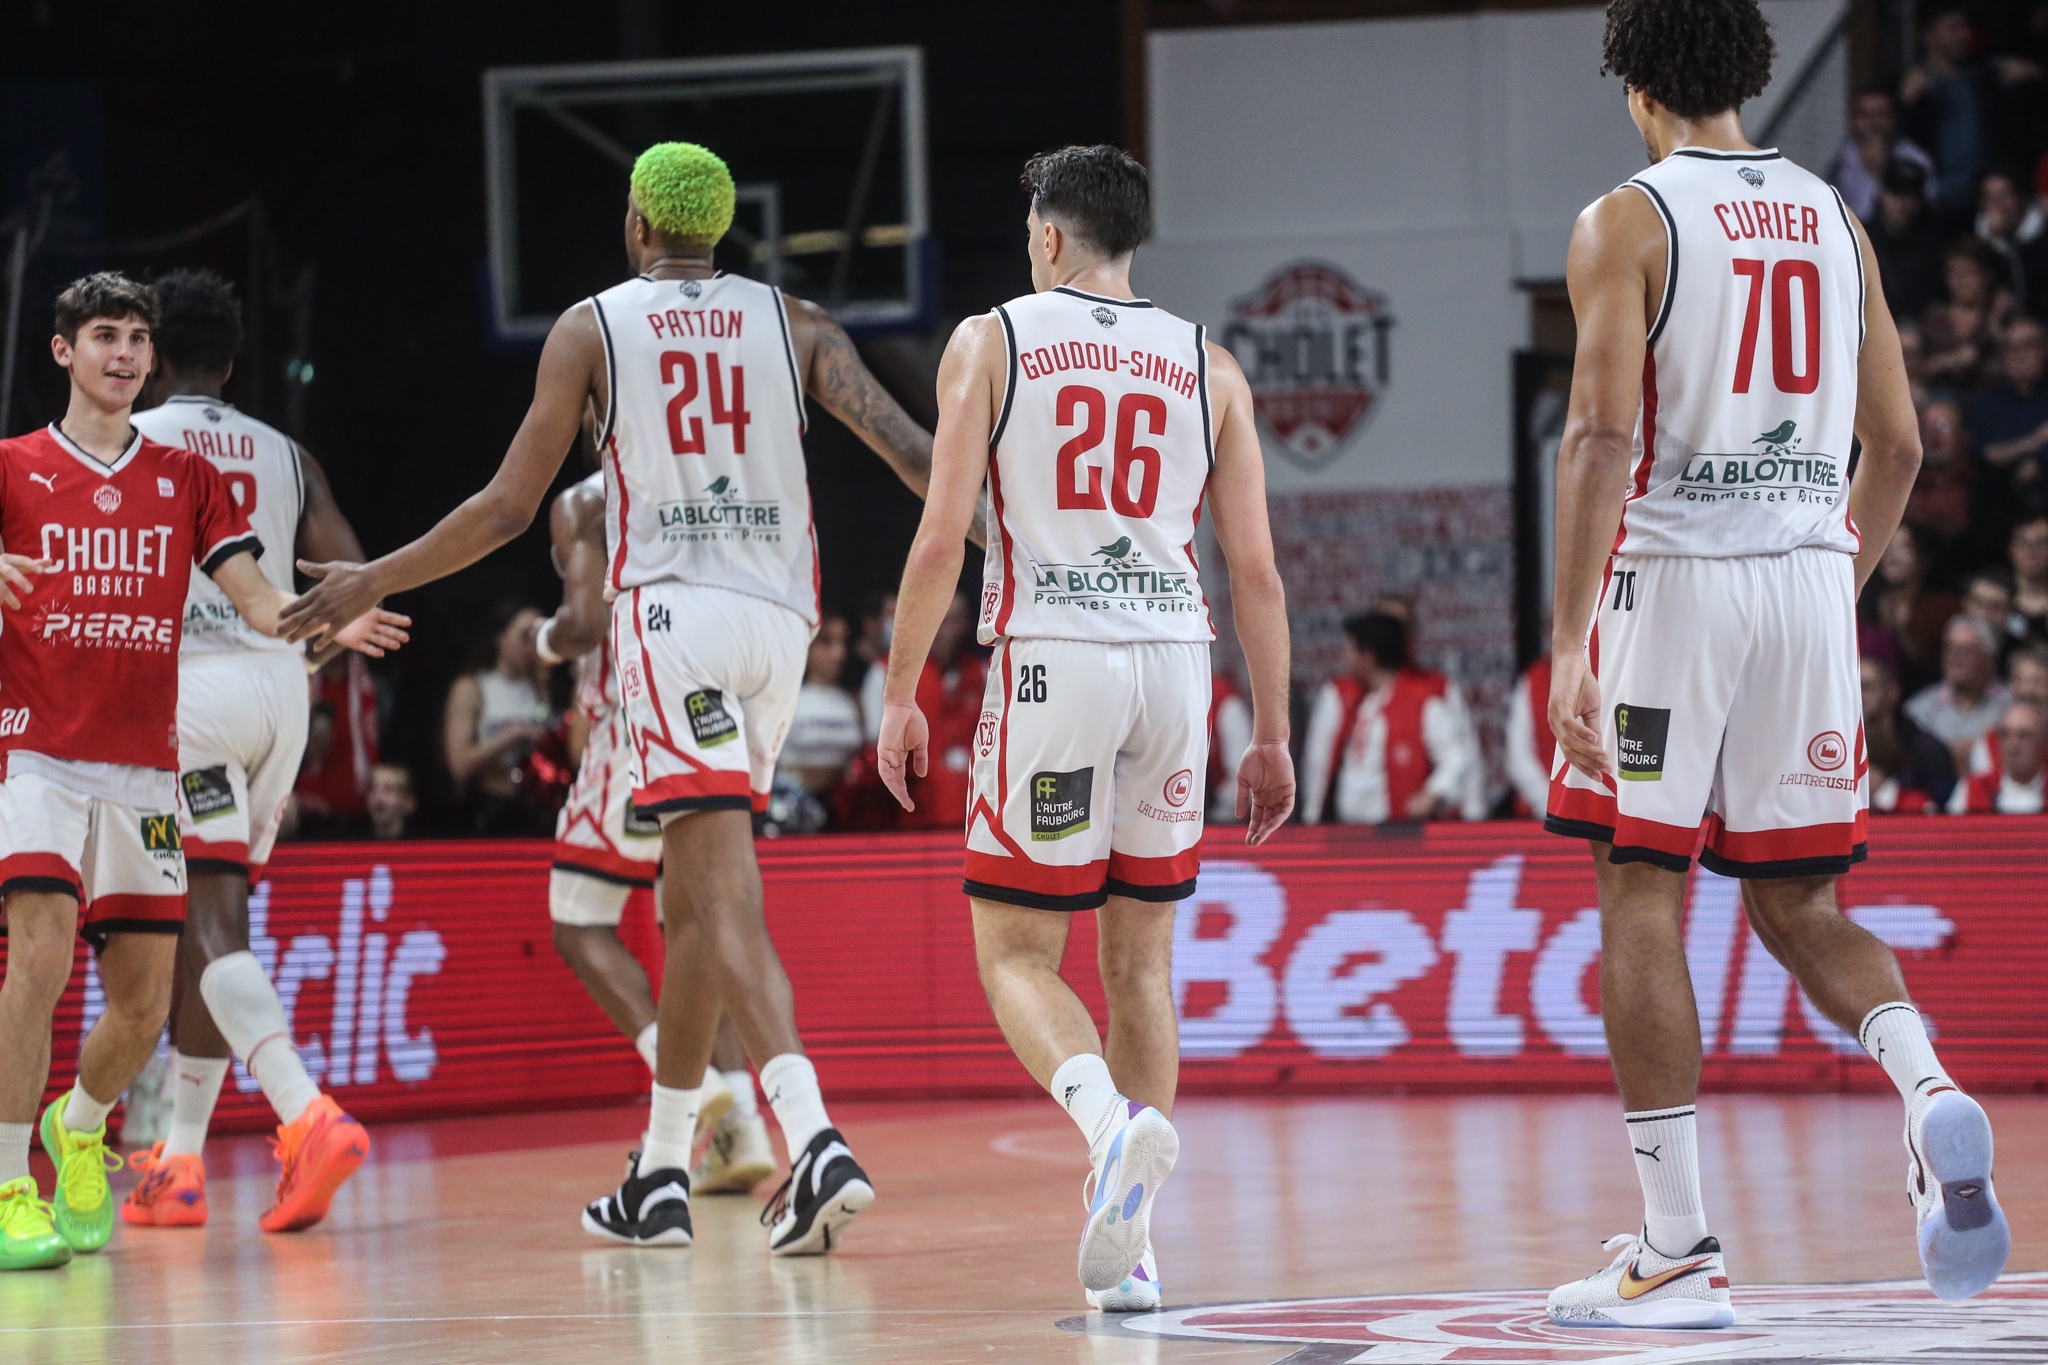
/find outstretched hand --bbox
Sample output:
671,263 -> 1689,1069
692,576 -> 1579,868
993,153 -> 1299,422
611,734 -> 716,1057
283,559 -> 383,645
1548,647 -> 1609,779
876,700 -> 930,812
0,555 -> 50,611
1236,739 -> 1296,845
335,607 -> 412,658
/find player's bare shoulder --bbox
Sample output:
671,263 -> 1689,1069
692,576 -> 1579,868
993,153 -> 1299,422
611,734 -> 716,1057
551,474 -> 606,546
1568,184 -> 1668,279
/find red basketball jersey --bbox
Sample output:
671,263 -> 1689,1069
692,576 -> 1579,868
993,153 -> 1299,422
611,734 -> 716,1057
0,425 -> 257,771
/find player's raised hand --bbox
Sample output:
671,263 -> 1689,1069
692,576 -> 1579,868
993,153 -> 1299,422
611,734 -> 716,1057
1237,739 -> 1296,845
1549,646 -> 1609,778
282,559 -> 382,644
876,700 -> 930,812
0,555 -> 51,611
334,607 -> 412,658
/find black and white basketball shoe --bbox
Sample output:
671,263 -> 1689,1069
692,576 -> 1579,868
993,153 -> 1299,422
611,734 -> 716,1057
581,1149 -> 694,1246
762,1128 -> 874,1255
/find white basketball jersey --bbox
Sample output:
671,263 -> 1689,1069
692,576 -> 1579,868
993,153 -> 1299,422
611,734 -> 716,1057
132,395 -> 303,655
590,272 -> 816,624
979,286 -> 1215,645
1615,147 -> 1864,559
565,471 -> 620,718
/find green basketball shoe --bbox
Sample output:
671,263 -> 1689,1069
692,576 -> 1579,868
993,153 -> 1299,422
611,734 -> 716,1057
39,1094 -> 122,1253
0,1177 -> 71,1270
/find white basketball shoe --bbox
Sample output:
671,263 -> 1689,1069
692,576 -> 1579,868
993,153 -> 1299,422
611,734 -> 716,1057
1907,1084 -> 2010,1299
1077,1101 -> 1178,1293
1086,1242 -> 1161,1312
1546,1232 -> 1734,1329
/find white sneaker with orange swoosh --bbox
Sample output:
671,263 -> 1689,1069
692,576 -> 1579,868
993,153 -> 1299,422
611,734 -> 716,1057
1546,1231 -> 1734,1328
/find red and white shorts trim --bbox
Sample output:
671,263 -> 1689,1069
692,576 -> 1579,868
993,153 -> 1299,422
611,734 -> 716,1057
1546,547 -> 1868,878
550,705 -> 663,926
0,758 -> 186,946
965,637 -> 1209,911
176,650 -> 310,880
610,580 -> 807,820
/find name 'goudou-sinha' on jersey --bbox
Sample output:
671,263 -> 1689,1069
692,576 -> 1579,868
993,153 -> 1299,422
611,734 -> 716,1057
1615,147 -> 1865,559
132,396 -> 305,656
980,286 -> 1216,645
589,272 -> 817,624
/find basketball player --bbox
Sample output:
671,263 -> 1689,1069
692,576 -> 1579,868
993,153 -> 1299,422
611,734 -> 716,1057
117,269 -> 377,1233
877,145 -> 1295,1310
1545,0 -> 2008,1324
0,273 -> 404,1271
536,466 -> 773,1194
281,142 -> 961,1254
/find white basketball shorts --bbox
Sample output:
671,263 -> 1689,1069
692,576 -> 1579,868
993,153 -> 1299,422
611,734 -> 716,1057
0,755 -> 186,948
965,637 -> 1210,911
1547,546 -> 1867,878
551,704 -> 664,927
176,650 -> 312,878
610,580 -> 807,819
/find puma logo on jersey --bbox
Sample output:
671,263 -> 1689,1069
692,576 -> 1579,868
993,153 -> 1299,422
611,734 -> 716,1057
28,471 -> 56,493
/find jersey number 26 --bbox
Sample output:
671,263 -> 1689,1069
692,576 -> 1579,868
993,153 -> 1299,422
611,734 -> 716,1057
1054,384 -> 1163,518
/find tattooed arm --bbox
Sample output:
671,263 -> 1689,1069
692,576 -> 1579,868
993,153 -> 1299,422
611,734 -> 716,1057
785,296 -> 986,548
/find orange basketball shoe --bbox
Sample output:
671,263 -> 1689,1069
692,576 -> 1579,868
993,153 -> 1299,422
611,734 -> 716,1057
259,1096 -> 370,1233
120,1145 -> 207,1227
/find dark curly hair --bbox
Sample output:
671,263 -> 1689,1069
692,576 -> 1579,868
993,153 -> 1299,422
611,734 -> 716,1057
1602,0 -> 1775,120
1021,145 -> 1150,259
151,268 -> 244,375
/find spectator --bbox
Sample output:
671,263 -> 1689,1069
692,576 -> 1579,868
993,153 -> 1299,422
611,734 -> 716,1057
862,590 -> 986,830
1907,614 -> 2014,761
848,591 -> 894,693
1972,319 -> 2048,519
1301,611 -> 1483,825
1963,567 -> 2027,660
1896,319 -> 1936,408
1909,397 -> 1980,583
1865,526 -> 1964,692
780,614 -> 864,797
2014,515 -> 2048,641
445,601 -> 554,834
293,653 -> 382,836
1207,665 -> 1253,821
1975,169 -> 2047,307
1901,6 -> 2001,217
366,763 -> 418,840
1950,698 -> 2046,812
1967,642 -> 2048,776
1831,89 -> 1938,221
1504,652 -> 1554,817
1870,161 -> 1947,319
1864,655 -> 1958,813
1921,238 -> 2017,390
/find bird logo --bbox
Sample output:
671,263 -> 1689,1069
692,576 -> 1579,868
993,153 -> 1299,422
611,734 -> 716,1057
1754,420 -> 1797,447
1093,537 -> 1139,568
704,476 -> 736,501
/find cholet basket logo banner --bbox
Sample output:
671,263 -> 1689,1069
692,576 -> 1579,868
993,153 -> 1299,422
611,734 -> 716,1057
1220,260 -> 1394,471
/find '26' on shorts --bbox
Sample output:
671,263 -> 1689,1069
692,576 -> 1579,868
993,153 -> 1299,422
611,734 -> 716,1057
965,637 -> 1210,912
1547,546 -> 1867,878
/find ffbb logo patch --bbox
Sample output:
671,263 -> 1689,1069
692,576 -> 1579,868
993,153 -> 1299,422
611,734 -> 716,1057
180,766 -> 237,822
684,690 -> 739,748
1030,768 -> 1093,842
140,814 -> 182,852
1614,704 -> 1672,782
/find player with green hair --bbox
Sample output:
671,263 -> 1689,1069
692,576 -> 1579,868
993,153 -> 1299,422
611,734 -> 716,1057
629,142 -> 737,246
284,143 -> 981,1257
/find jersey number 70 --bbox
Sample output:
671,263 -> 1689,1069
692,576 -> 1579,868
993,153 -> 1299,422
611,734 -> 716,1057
1730,258 -> 1821,396
659,351 -> 752,455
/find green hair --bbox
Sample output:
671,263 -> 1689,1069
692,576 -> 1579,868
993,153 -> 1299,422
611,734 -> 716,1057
630,142 -> 735,246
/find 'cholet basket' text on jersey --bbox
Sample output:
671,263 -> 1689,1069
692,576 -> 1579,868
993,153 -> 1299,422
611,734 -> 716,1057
0,425 -> 257,770
590,271 -> 817,624
980,286 -> 1216,645
1616,147 -> 1865,559
132,396 -> 305,656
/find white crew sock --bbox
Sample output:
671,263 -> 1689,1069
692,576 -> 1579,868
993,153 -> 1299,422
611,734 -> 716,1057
723,1069 -> 758,1119
0,1123 -> 29,1183
1859,1002 -> 1952,1103
162,1052 -> 230,1158
1626,1105 -> 1710,1258
63,1081 -> 115,1133
758,1053 -> 831,1157
635,1022 -> 659,1074
639,1083 -> 698,1177
200,951 -> 319,1125
1050,1053 -> 1126,1163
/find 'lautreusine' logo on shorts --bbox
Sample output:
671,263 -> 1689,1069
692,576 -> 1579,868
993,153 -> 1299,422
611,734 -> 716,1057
1030,768 -> 1093,841
1614,704 -> 1671,782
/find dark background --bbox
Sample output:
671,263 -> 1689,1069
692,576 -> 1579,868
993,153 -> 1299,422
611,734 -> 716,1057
0,1 -> 1121,824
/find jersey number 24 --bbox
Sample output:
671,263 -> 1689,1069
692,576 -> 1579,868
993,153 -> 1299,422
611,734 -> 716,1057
659,351 -> 752,455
